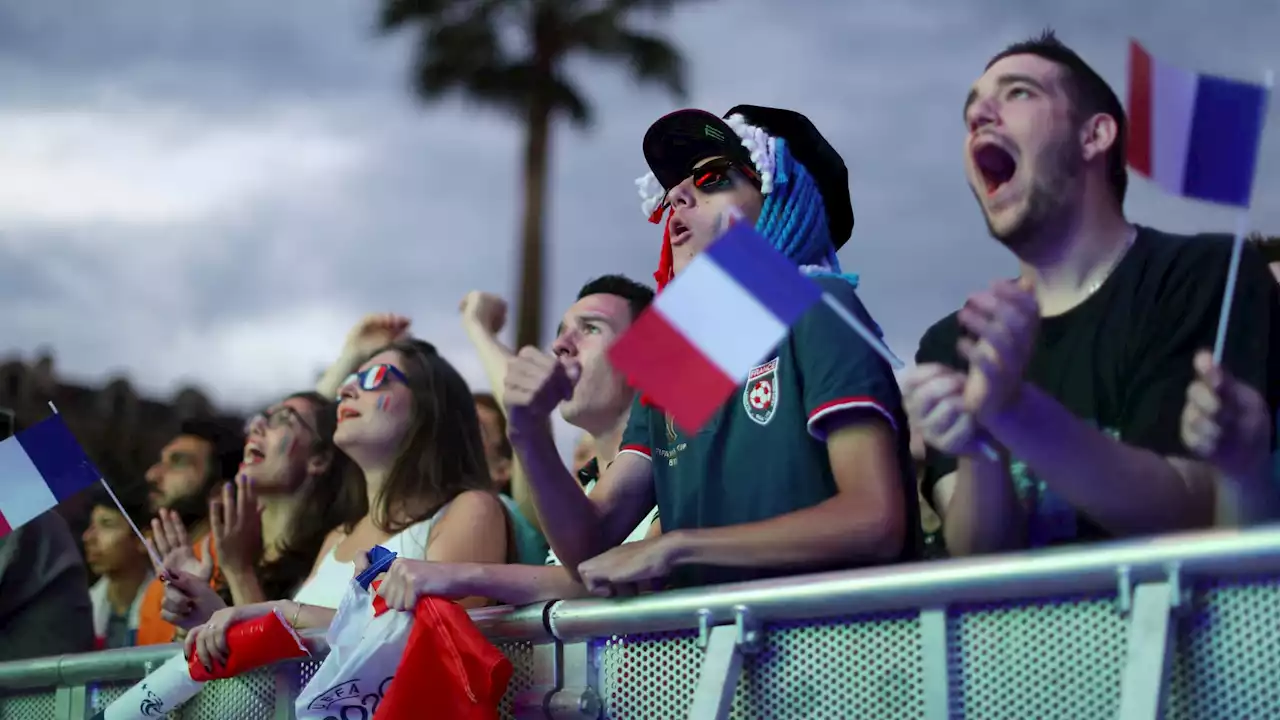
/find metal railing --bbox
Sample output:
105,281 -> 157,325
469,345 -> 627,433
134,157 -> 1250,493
3,526 -> 1280,719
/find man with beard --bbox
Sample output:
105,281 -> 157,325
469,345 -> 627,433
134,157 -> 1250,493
134,420 -> 243,645
904,31 -> 1280,555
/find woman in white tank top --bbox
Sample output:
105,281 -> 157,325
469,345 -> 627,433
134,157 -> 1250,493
185,335 -> 511,669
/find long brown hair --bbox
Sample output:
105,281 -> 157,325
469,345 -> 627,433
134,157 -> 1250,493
257,392 -> 362,599
352,339 -> 494,534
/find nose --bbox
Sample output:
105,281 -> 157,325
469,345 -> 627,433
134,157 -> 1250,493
967,96 -> 999,133
551,329 -> 578,359
144,463 -> 162,487
246,414 -> 267,437
666,180 -> 696,209
337,379 -> 360,402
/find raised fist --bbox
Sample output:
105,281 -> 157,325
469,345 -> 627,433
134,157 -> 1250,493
459,291 -> 508,336
343,313 -> 412,359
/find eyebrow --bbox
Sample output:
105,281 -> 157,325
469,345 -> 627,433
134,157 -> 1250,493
962,73 -> 1049,121
574,312 -> 616,328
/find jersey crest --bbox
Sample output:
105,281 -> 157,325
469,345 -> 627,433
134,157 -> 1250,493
743,357 -> 779,425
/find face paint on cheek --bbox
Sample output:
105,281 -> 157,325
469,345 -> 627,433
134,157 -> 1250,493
376,395 -> 392,413
276,433 -> 294,457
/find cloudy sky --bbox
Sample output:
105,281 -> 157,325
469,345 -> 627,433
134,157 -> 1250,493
1,0 -> 1277,454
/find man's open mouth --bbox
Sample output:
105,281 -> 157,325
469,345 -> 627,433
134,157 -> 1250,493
973,142 -> 1018,196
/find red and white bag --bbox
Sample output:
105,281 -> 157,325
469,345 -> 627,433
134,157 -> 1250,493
297,579 -> 513,720
295,579 -> 405,719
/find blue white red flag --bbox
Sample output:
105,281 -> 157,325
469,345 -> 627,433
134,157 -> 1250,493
608,223 -> 822,432
1128,40 -> 1270,207
0,413 -> 100,537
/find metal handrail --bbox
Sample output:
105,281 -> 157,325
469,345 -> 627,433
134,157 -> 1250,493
0,601 -> 550,692
547,525 -> 1280,641
3,526 -> 1280,694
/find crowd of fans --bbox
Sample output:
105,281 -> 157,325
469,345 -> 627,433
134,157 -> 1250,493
0,31 -> 1276,681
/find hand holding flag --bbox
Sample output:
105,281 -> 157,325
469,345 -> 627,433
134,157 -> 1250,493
1127,39 -> 1272,364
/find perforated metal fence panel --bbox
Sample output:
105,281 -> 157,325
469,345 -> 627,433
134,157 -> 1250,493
178,670 -> 278,720
596,612 -> 924,719
0,692 -> 56,720
948,594 -> 1127,720
497,641 -> 535,720
1166,578 -> 1280,719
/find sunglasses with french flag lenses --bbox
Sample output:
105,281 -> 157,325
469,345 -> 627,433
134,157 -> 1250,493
662,159 -> 760,208
338,364 -> 408,400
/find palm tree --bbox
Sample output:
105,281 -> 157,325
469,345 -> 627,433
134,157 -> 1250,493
379,0 -> 689,349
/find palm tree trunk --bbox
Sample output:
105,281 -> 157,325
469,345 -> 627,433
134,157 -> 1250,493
514,94 -> 552,351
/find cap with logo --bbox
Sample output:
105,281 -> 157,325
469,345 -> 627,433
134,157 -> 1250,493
639,105 -> 854,250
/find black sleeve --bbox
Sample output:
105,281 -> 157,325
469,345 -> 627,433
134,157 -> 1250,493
914,316 -> 964,512
1122,240 -> 1279,455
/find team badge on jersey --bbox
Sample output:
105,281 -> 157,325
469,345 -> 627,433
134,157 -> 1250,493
743,357 -> 779,425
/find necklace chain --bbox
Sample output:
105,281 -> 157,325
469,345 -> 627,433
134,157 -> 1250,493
1083,226 -> 1138,298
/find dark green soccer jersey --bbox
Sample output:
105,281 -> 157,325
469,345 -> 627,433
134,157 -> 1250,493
619,276 -> 921,588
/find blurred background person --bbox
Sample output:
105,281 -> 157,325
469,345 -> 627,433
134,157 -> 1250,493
82,486 -> 154,650
0,511 -> 94,661
159,391 -> 362,630
135,420 -> 244,645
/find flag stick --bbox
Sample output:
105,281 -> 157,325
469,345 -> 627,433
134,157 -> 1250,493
820,293 -> 999,461
820,293 -> 905,369
48,400 -> 164,568
1211,213 -> 1251,364
1211,68 -> 1273,365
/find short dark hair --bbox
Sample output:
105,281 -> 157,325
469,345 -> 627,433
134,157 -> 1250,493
86,483 -> 150,530
987,29 -> 1128,205
178,419 -> 244,483
1247,232 -> 1280,264
577,275 -> 655,323
472,392 -> 511,460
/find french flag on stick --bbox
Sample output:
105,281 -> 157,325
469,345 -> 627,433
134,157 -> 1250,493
610,222 -> 892,433
609,223 -> 821,431
0,414 -> 100,538
1127,40 -> 1270,207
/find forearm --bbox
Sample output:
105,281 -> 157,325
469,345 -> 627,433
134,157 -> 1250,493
316,350 -> 361,399
511,424 -> 608,574
985,383 -> 1213,535
1213,463 -> 1280,527
223,567 -> 268,606
671,495 -> 903,570
450,562 -> 588,606
941,455 -> 1025,556
272,599 -> 335,631
464,322 -> 516,410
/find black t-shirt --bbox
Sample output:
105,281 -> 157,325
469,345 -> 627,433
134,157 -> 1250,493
917,225 -> 1280,546
621,276 -> 921,588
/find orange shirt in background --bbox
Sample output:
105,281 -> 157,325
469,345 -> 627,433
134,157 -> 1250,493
135,535 -> 221,646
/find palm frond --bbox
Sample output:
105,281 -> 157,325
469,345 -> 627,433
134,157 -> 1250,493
567,13 -> 686,98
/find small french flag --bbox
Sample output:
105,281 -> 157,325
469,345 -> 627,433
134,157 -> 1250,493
0,414 -> 101,538
608,223 -> 822,432
1127,40 -> 1270,207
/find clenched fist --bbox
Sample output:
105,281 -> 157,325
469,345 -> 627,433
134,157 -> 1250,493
503,347 -> 580,432
459,291 -> 508,336
343,313 -> 411,359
